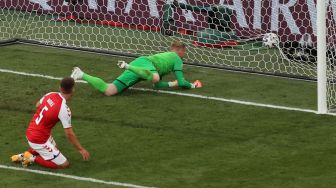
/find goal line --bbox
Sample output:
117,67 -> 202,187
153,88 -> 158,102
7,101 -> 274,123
0,68 -> 330,116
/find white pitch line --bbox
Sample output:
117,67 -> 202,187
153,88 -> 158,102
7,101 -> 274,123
0,68 -> 85,83
0,165 -> 155,188
132,87 -> 318,113
0,68 -> 327,115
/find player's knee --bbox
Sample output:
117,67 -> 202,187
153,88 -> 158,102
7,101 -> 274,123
151,74 -> 160,83
104,84 -> 118,96
58,160 -> 70,169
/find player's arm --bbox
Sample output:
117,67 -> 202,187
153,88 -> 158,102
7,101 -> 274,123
173,61 -> 202,89
64,128 -> 90,160
174,71 -> 192,89
173,60 -> 192,88
59,103 -> 90,161
36,101 -> 41,108
36,95 -> 46,108
153,80 -> 178,89
152,73 -> 194,89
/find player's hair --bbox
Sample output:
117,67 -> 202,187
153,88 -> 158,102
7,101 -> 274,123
171,41 -> 186,49
60,77 -> 75,94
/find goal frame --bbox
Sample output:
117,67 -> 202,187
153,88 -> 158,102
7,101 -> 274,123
317,0 -> 327,114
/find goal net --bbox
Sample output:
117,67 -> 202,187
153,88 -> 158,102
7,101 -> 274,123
326,2 -> 336,110
0,0 -> 335,111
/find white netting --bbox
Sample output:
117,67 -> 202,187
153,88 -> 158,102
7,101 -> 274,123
0,0 -> 335,107
326,2 -> 336,109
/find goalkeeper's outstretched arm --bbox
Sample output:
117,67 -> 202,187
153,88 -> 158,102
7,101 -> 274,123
153,71 -> 201,89
174,70 -> 192,89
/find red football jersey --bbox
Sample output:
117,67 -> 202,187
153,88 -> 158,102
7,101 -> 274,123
26,92 -> 72,144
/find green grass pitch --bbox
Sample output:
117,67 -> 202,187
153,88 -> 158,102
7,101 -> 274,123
1,44 -> 336,188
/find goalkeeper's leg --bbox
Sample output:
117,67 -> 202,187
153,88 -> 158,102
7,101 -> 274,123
125,66 -> 160,83
111,70 -> 142,93
71,67 -> 118,96
71,67 -> 144,95
82,73 -> 109,93
118,58 -> 160,83
83,73 -> 120,96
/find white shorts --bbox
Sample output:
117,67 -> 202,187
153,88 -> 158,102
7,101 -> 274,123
27,136 -> 67,165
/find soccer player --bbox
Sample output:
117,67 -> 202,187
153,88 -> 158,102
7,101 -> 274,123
11,77 -> 90,169
70,41 -> 202,96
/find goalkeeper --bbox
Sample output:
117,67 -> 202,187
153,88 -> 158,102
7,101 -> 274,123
70,41 -> 202,96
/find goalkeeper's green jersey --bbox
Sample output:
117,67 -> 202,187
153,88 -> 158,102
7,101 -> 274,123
146,52 -> 183,76
145,51 -> 192,89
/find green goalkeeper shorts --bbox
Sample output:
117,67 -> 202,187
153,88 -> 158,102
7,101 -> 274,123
112,56 -> 157,92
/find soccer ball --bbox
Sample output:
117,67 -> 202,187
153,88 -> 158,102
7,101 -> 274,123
263,33 -> 279,48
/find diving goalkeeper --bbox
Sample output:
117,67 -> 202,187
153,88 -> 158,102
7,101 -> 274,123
70,41 -> 202,96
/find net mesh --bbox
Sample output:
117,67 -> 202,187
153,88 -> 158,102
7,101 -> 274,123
326,2 -> 336,110
0,0 -> 335,109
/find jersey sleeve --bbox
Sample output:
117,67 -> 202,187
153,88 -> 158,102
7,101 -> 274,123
39,92 -> 53,104
172,59 -> 192,88
174,71 -> 192,89
58,102 -> 72,129
173,58 -> 183,71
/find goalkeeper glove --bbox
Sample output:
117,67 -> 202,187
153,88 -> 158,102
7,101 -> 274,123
191,80 -> 202,88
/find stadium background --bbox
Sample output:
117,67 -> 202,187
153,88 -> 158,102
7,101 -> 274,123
0,0 -> 328,43
2,1 -> 336,187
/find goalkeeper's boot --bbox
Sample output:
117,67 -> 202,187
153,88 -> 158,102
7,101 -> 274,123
117,61 -> 129,69
71,67 -> 84,80
192,80 -> 203,88
10,153 -> 24,163
22,151 -> 34,167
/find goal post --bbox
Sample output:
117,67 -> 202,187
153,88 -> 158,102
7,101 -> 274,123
317,0 -> 327,114
0,0 -> 335,113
